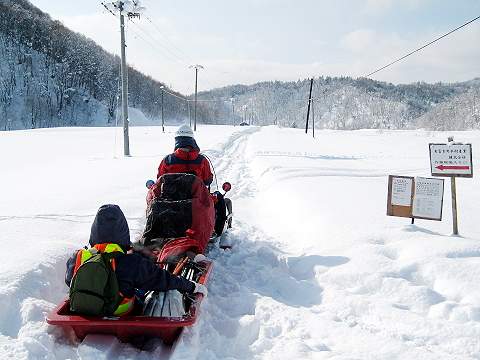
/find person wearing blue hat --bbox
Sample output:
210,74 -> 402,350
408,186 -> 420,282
65,204 -> 207,315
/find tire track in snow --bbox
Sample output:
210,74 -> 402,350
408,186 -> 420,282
202,126 -> 260,199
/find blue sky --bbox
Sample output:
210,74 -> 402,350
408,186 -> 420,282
28,0 -> 480,94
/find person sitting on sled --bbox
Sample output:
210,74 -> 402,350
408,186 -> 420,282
65,204 -> 207,316
157,124 -> 213,187
154,124 -> 232,237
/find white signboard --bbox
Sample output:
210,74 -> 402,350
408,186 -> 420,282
429,143 -> 473,177
391,177 -> 413,206
411,177 -> 444,220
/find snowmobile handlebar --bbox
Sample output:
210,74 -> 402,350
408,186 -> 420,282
146,178 -> 231,195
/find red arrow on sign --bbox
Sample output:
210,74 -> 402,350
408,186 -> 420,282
435,165 -> 470,170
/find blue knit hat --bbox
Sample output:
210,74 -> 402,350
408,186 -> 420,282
89,204 -> 131,251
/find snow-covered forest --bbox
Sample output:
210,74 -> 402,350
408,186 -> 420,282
0,0 -> 191,130
200,78 -> 480,131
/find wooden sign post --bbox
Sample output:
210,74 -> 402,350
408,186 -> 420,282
429,139 -> 473,235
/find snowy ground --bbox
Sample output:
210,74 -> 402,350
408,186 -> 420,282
1,124 -> 480,359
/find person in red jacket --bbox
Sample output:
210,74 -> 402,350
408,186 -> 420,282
154,125 -> 231,238
157,125 -> 213,187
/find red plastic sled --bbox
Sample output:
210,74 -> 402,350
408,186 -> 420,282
46,260 -> 213,345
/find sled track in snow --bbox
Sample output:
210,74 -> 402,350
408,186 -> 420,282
161,127 -> 264,357
205,126 -> 261,198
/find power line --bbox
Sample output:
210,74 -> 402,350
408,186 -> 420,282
196,69 -> 217,92
166,90 -> 189,101
365,15 -> 480,78
128,18 -> 192,67
100,2 -> 196,68
144,15 -> 197,66
99,1 -> 242,92
129,13 -> 222,93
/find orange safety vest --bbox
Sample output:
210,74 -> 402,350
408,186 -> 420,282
73,243 -> 135,316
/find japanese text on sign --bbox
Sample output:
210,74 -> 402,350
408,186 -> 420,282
429,143 -> 473,177
391,177 -> 412,207
412,177 -> 444,220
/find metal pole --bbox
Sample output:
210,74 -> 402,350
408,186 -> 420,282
120,12 -> 130,156
194,67 -> 198,131
305,78 -> 314,134
161,87 -> 164,132
189,65 -> 203,131
451,176 -> 459,235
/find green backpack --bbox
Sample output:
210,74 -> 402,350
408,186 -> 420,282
69,248 -> 124,316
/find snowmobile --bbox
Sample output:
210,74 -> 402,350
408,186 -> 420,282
46,173 -> 233,345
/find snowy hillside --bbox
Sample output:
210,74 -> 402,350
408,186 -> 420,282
1,125 -> 480,359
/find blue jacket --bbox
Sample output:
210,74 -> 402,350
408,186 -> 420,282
65,204 -> 195,298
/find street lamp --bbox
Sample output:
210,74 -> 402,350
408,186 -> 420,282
189,65 -> 203,131
103,1 -> 146,156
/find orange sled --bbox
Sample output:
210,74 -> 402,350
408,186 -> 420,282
46,260 -> 213,345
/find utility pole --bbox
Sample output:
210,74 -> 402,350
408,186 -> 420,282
231,98 -> 235,126
160,86 -> 165,132
119,11 -> 129,156
305,78 -> 314,134
104,1 -> 146,156
187,100 -> 192,128
190,65 -> 203,131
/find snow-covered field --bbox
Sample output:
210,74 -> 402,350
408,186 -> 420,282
1,124 -> 480,359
